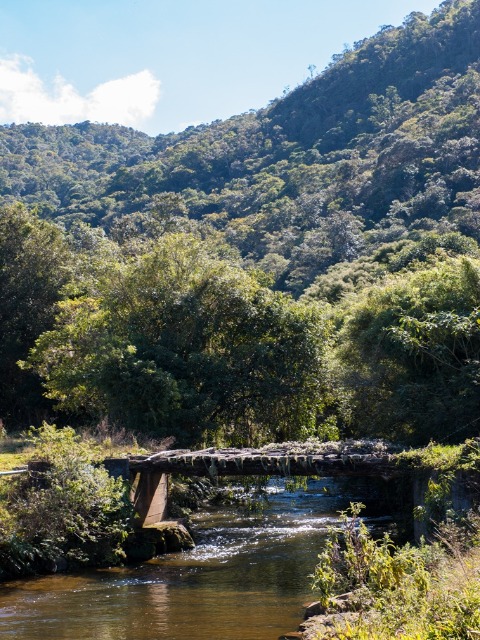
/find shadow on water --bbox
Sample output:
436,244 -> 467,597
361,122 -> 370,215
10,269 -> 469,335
0,477 -> 392,640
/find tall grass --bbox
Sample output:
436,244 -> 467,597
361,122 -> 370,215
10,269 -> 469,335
307,507 -> 480,639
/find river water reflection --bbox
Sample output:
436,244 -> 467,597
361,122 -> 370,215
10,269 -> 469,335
0,478 -> 387,640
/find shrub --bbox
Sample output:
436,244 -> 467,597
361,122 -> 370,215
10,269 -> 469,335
310,503 -> 480,639
0,423 -> 133,576
312,503 -> 430,607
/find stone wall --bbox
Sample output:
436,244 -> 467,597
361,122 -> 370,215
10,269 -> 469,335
413,468 -> 480,542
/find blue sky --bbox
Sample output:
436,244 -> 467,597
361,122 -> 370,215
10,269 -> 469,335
0,0 -> 443,135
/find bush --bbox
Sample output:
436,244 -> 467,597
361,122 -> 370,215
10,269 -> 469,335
0,423 -> 133,576
312,503 -> 430,607
310,503 -> 480,639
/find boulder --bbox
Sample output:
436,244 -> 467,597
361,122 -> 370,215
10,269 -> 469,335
301,612 -> 360,640
144,521 -> 195,553
303,591 -> 365,620
303,601 -> 327,619
125,520 -> 195,562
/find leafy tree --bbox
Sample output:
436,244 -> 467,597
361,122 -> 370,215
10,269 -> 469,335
368,86 -> 403,130
0,204 -> 71,425
333,256 -> 480,443
25,234 -> 329,446
287,211 -> 364,294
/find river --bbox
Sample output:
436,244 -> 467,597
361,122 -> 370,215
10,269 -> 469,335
0,477 -> 389,640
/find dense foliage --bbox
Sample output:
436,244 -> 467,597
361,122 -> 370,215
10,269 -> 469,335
3,2 -> 480,294
2,1 -> 480,446
331,256 -> 480,443
0,204 -> 72,425
0,423 -> 132,578
23,234 -> 327,445
308,503 -> 480,640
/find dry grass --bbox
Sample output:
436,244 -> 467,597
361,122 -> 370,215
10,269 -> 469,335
83,418 -> 175,459
307,541 -> 480,639
0,419 -> 176,470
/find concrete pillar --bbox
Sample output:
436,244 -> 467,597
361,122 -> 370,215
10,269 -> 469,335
413,469 -> 480,542
451,470 -> 478,512
413,472 -> 430,542
130,471 -> 168,527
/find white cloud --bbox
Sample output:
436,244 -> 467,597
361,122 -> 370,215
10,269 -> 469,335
0,54 -> 161,128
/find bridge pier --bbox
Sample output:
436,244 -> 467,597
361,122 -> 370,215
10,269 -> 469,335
102,458 -> 169,527
131,470 -> 168,527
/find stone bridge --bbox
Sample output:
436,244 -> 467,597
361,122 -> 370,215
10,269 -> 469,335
129,440 -> 401,478
105,440 -> 404,527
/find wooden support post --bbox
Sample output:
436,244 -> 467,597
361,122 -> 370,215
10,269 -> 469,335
103,458 -> 168,527
130,471 -> 168,527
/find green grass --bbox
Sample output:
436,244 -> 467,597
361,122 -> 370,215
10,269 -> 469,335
0,436 -> 32,470
398,443 -> 462,471
396,439 -> 480,473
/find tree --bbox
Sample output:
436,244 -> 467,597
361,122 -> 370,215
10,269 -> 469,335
368,86 -> 403,130
25,234 -> 329,446
0,204 -> 71,426
287,211 -> 364,294
333,256 -> 480,443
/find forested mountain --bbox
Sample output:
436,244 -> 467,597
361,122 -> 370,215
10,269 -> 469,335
2,0 -> 480,445
1,0 -> 480,293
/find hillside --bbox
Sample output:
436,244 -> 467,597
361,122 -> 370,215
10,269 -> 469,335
1,1 -> 480,293
2,0 -> 480,445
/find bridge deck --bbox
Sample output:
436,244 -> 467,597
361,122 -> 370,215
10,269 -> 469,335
128,440 -> 403,479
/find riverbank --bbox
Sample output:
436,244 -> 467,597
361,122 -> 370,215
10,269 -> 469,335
279,441 -> 480,640
0,424 -> 148,581
295,540 -> 480,639
0,423 -> 205,581
3,427 -> 480,638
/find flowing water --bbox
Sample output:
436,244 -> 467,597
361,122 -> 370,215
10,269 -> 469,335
0,478 -> 389,640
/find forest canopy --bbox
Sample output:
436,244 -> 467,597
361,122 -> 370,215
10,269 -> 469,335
22,232 -> 328,446
3,0 -> 480,446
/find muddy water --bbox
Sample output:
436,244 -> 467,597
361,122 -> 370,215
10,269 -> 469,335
0,478 -> 387,640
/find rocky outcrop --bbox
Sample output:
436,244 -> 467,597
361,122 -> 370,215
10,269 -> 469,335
279,591 -> 367,640
301,612 -> 360,640
124,520 -> 195,562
